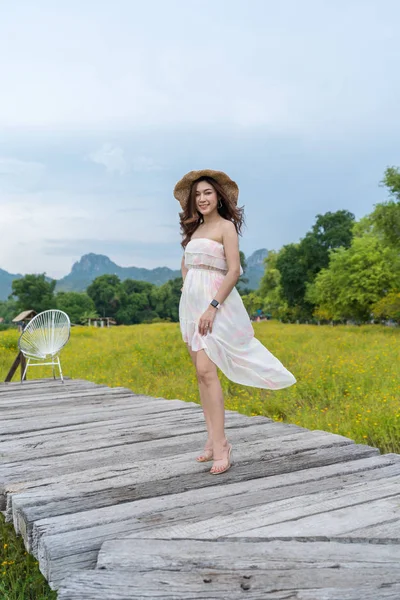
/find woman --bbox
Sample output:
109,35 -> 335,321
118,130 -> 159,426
175,169 -> 296,475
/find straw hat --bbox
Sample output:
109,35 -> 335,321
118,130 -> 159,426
174,169 -> 239,209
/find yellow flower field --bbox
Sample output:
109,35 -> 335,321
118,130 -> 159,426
1,321 -> 399,453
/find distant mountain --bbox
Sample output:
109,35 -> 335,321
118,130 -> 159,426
0,268 -> 22,301
0,248 -> 268,300
55,253 -> 182,292
243,248 -> 268,290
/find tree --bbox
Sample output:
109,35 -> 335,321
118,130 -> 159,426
11,274 -> 56,313
275,211 -> 355,317
382,166 -> 400,200
306,234 -> 400,322
258,250 -> 287,319
241,292 -> 264,316
56,292 -> 96,324
276,243 -> 308,308
87,275 -> 125,319
258,251 -> 280,298
0,298 -> 18,323
152,277 -> 182,322
372,291 -> 400,323
80,309 -> 99,325
368,167 -> 400,250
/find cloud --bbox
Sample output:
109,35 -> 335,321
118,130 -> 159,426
88,144 -> 128,174
1,1 -> 399,138
88,144 -> 164,175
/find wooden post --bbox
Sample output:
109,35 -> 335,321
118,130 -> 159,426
20,354 -> 27,381
4,351 -> 27,382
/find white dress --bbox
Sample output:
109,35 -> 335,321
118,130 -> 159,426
179,238 -> 297,390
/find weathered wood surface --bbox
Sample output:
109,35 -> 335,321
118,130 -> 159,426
1,378 -> 399,598
58,539 -> 400,599
58,572 -> 400,600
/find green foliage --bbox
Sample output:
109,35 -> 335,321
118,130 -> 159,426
367,167 -> 400,249
307,235 -> 400,322
11,274 -> 56,313
381,166 -> 400,200
55,292 -> 96,324
0,299 -> 18,323
79,310 -> 100,324
372,291 -> 400,323
301,210 -> 355,276
274,211 -> 355,318
241,291 -> 264,316
258,251 -> 280,297
151,278 -> 183,323
257,251 -> 288,319
237,250 -> 249,288
276,243 -> 309,308
1,513 -> 57,599
86,274 -> 183,325
87,275 -> 125,319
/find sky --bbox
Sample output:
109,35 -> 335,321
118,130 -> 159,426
0,0 -> 399,279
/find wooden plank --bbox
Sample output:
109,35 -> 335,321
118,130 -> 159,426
3,419 -> 303,516
294,587 -> 400,600
0,421 -> 301,463
239,494 -> 400,540
0,400 -> 205,436
0,413 -> 277,458
56,565 -> 400,599
0,399 -> 200,442
0,391 -> 127,412
2,426 -> 344,486
1,429 -> 355,498
335,517 -> 400,540
125,476 -> 400,541
1,412 -> 267,462
0,379 -> 97,395
11,443 -> 377,549
32,459 -> 400,584
0,388 -> 136,410
0,398 -> 200,431
96,537 -> 400,571
29,453 -> 399,546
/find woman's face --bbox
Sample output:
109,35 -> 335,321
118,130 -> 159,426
195,180 -> 218,216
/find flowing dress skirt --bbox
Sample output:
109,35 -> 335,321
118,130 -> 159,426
179,267 -> 296,390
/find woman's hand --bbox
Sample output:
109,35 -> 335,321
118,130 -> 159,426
198,306 -> 217,336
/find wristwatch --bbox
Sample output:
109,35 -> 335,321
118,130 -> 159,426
210,299 -> 220,309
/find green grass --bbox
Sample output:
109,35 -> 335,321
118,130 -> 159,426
0,321 -> 399,598
0,515 -> 57,599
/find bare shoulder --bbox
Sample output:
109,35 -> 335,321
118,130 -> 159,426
221,219 -> 238,241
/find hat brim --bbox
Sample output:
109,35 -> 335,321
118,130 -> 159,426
174,169 -> 239,209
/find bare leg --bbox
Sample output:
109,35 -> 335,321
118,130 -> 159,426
195,350 -> 230,473
186,344 -> 213,459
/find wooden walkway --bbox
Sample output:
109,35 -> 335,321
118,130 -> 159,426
1,378 -> 400,599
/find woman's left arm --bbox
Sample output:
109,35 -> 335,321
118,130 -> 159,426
213,221 -> 241,305
198,222 -> 241,335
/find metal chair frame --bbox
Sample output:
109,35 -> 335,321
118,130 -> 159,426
18,310 -> 71,382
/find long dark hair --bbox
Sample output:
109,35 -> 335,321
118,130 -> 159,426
179,176 -> 245,249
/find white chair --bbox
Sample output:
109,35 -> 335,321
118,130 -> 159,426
18,310 -> 71,382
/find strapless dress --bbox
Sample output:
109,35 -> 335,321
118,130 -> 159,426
179,238 -> 296,390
